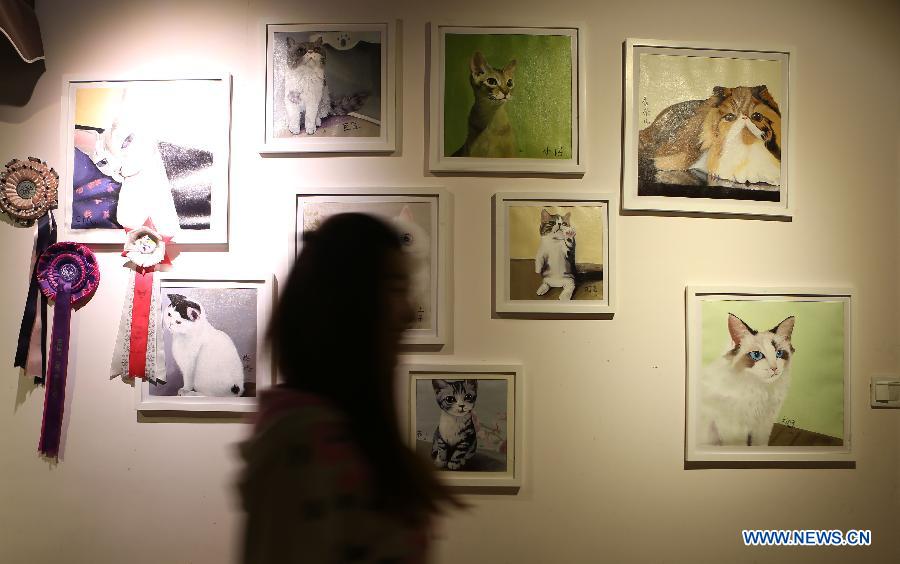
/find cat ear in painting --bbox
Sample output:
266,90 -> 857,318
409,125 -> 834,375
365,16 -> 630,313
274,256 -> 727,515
503,59 -> 517,75
398,204 -> 414,223
540,209 -> 551,223
464,379 -> 478,392
750,85 -> 781,114
470,51 -> 488,76
771,316 -> 795,340
710,86 -> 730,105
562,212 -> 571,223
167,293 -> 187,307
187,307 -> 201,322
286,36 -> 297,49
432,379 -> 450,392
727,313 -> 756,345
314,36 -> 323,47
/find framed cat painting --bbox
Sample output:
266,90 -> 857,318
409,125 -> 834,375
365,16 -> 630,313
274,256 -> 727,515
135,273 -> 274,413
429,24 -> 585,174
261,22 -> 396,154
494,192 -> 615,316
623,39 -> 794,217
685,287 -> 853,463
59,74 -> 232,244
404,363 -> 524,488
295,189 -> 450,347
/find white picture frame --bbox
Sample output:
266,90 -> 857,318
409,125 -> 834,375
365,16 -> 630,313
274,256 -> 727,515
135,272 -> 274,413
494,192 -> 615,315
623,38 -> 794,218
428,24 -> 585,174
59,73 -> 232,244
404,362 -> 524,488
261,21 -> 396,154
685,286 -> 853,463
295,188 -> 450,347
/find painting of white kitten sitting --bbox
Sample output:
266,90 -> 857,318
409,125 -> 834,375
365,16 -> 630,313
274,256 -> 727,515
698,313 -> 796,446
164,293 -> 245,397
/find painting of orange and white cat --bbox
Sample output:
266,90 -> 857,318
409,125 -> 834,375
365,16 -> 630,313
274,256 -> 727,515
629,42 -> 790,209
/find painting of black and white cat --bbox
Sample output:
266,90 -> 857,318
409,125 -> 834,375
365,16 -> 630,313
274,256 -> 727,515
153,288 -> 258,398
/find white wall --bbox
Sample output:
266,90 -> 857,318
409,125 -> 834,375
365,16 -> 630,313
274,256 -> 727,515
1,0 -> 899,562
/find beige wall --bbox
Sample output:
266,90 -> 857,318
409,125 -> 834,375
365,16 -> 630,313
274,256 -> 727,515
1,0 -> 899,562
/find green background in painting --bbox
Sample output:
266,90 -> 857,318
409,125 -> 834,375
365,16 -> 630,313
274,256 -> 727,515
443,33 -> 573,159
700,299 -> 845,439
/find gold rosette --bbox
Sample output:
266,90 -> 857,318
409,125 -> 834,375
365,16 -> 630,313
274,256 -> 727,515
0,157 -> 59,226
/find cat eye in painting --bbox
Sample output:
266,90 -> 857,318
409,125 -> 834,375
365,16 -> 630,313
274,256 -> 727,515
261,22 -> 396,154
135,274 -> 273,413
494,192 -> 615,316
294,190 -> 450,347
685,287 -> 853,463
404,363 -> 524,488
622,39 -> 794,217
59,74 -> 232,244
428,24 -> 585,174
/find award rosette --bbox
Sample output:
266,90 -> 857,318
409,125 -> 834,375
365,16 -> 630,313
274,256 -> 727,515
6,157 -> 60,381
35,242 -> 100,458
110,218 -> 173,383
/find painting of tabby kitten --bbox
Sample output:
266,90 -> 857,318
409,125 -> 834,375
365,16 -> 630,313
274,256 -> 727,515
431,379 -> 478,470
698,314 -> 795,446
639,85 -> 781,187
452,51 -> 517,158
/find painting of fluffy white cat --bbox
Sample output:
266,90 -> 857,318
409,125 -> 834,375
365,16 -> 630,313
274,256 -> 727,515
698,313 -> 796,446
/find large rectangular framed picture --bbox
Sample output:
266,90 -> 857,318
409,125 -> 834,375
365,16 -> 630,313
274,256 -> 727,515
429,24 -> 584,174
59,74 -> 231,244
623,39 -> 793,217
686,287 -> 852,463
262,22 -> 395,153
295,189 -> 449,346
494,192 -> 614,315
405,363 -> 523,488
135,273 -> 273,412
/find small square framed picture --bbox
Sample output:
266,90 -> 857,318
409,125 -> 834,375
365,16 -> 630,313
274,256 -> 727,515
494,192 -> 615,315
295,189 -> 450,347
59,74 -> 232,244
135,273 -> 274,412
261,22 -> 396,153
623,39 -> 793,217
685,287 -> 853,463
429,24 -> 584,174
405,363 -> 523,488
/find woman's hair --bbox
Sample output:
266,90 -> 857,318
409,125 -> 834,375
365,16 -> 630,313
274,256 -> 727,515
268,212 -> 457,521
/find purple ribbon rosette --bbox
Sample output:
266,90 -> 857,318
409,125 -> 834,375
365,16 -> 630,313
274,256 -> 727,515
35,242 -> 99,458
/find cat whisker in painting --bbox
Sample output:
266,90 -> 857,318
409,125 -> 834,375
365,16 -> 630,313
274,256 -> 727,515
164,293 -> 245,397
698,313 -> 795,446
431,379 -> 478,471
535,209 -> 577,300
639,85 -> 781,187
452,51 -> 517,158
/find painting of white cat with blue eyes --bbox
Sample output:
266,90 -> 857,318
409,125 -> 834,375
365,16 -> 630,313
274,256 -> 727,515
696,299 -> 846,449
152,287 -> 258,398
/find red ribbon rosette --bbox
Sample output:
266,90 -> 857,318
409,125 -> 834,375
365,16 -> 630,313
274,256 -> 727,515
35,242 -> 99,458
112,218 -> 172,381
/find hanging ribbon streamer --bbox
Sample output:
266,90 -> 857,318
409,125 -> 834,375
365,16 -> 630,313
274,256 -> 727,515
2,157 -> 59,381
35,242 -> 99,458
110,218 -> 172,382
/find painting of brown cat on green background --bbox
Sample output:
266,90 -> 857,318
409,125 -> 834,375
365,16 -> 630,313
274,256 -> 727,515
452,51 -> 517,158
